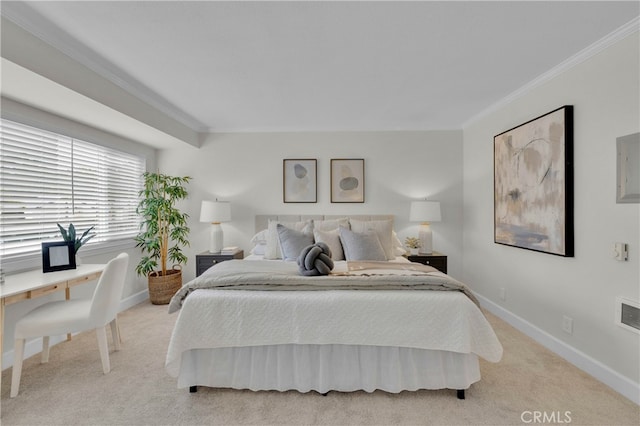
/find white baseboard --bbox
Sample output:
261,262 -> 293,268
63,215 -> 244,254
2,290 -> 149,371
476,293 -> 640,405
118,289 -> 149,312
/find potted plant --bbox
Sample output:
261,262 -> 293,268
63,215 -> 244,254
135,172 -> 191,305
57,223 -> 96,263
404,236 -> 421,255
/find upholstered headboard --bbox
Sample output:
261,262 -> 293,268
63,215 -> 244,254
255,215 -> 394,232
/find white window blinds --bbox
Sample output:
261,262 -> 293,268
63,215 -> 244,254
0,119 -> 145,259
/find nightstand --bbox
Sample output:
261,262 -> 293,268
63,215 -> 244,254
196,250 -> 244,277
407,251 -> 447,274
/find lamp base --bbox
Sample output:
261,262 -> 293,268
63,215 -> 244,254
209,223 -> 224,253
418,223 -> 433,255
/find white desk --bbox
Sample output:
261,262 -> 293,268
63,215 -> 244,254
0,265 -> 105,377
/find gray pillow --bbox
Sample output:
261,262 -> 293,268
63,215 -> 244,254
313,228 -> 345,261
338,227 -> 387,261
349,219 -> 395,260
266,219 -> 313,259
277,224 -> 314,261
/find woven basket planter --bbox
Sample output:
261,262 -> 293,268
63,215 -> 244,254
148,267 -> 182,305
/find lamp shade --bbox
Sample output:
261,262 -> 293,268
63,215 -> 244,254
199,200 -> 231,223
409,201 -> 441,223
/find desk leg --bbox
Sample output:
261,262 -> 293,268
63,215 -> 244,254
65,287 -> 72,341
1,299 -> 4,365
1,299 -> 5,407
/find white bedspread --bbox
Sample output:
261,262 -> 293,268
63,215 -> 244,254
165,286 -> 503,377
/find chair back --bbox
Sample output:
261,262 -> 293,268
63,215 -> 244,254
90,253 -> 129,326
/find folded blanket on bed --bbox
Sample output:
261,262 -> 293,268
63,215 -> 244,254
340,261 -> 441,275
168,259 -> 479,313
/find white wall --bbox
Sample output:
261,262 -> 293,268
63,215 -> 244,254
463,32 -> 639,392
157,131 -> 463,284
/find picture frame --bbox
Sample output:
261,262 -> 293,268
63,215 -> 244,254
331,158 -> 365,203
42,241 -> 77,273
494,105 -> 574,257
283,159 -> 317,203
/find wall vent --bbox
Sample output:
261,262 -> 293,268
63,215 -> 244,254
616,297 -> 640,334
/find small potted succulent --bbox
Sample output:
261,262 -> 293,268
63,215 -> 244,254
57,223 -> 96,263
404,236 -> 421,255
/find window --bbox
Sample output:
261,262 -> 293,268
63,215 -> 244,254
0,119 -> 146,260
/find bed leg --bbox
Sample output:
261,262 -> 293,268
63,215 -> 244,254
457,389 -> 465,400
189,386 -> 198,393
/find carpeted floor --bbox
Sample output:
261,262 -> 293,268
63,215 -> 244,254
1,302 -> 638,425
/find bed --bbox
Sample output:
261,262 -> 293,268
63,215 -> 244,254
165,215 -> 502,399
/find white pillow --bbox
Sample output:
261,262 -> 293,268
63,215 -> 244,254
313,228 -> 345,261
394,246 -> 408,256
339,227 -> 387,261
349,219 -> 395,260
277,224 -> 314,261
313,217 -> 350,232
265,219 -> 313,259
250,229 -> 268,245
392,231 -> 407,256
250,243 -> 266,256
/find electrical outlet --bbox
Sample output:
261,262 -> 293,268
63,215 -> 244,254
499,287 -> 506,301
562,315 -> 573,335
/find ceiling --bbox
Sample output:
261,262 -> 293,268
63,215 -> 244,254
1,1 -> 639,148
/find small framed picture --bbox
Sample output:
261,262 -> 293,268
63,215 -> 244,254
42,241 -> 76,273
283,159 -> 317,203
331,158 -> 364,203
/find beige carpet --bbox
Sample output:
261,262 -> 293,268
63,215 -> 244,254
1,302 -> 638,425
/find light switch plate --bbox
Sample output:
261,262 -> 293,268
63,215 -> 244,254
614,243 -> 629,261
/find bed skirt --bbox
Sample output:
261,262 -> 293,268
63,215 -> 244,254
177,344 -> 480,394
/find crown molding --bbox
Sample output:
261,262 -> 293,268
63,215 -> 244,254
1,2 -> 209,133
463,16 -> 640,129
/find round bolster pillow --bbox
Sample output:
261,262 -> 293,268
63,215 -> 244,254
297,242 -> 334,276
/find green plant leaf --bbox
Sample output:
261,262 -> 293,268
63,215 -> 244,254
69,223 -> 76,242
79,226 -> 95,240
57,223 -> 69,242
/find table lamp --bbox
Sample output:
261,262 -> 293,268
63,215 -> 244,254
199,200 -> 231,253
409,200 -> 441,254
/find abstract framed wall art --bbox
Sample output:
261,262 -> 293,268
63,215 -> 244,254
331,158 -> 364,203
283,159 -> 317,203
494,105 -> 574,257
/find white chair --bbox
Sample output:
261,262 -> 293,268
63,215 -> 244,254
10,253 -> 129,397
